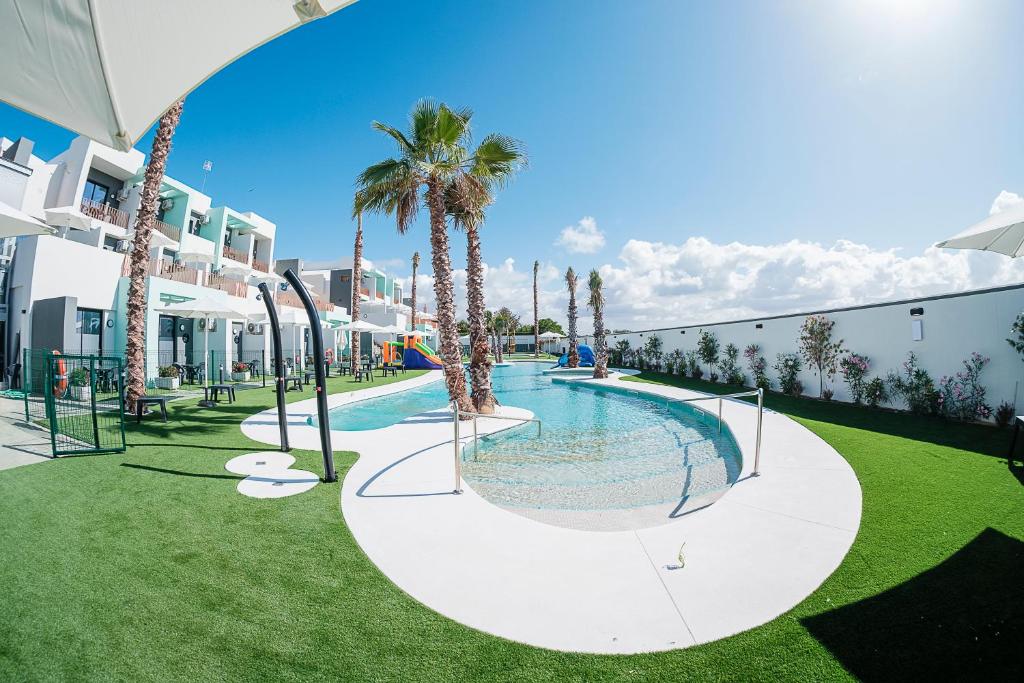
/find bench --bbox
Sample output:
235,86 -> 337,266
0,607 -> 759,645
135,396 -> 168,423
205,384 -> 236,404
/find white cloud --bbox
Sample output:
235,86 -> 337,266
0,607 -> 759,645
989,190 -> 1023,215
554,216 -> 605,254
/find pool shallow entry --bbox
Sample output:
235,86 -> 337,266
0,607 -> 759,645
326,363 -> 743,530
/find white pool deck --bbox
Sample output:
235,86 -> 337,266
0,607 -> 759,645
240,367 -> 861,654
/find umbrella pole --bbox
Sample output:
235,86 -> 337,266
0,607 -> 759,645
198,323 -> 215,408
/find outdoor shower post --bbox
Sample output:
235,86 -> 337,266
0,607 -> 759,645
753,387 -> 763,476
282,269 -> 336,483
257,282 -> 289,453
453,401 -> 463,494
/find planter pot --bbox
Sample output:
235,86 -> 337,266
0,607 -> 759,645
70,385 -> 92,402
154,376 -> 180,391
231,372 -> 250,382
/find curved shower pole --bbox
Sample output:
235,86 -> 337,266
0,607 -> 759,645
256,281 -> 289,453
282,268 -> 337,483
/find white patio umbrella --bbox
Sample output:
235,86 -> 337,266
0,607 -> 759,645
936,202 -> 1024,258
160,296 -> 252,402
0,200 -> 53,238
0,1 -> 358,151
348,320 -> 385,332
44,206 -> 94,231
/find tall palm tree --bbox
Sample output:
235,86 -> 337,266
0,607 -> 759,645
565,267 -> 580,368
588,269 -> 608,379
409,251 -> 420,333
349,211 -> 364,374
355,100 -> 523,413
124,99 -> 184,413
532,260 -> 540,358
506,310 -> 521,356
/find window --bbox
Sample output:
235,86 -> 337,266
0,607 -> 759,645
187,211 -> 204,236
83,179 -> 110,204
158,316 -> 176,340
102,236 -> 120,251
224,230 -> 233,247
76,309 -> 102,336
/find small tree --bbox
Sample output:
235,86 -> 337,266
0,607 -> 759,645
685,349 -> 702,379
773,353 -> 803,397
887,352 -> 939,415
798,315 -> 845,398
696,330 -> 720,380
718,343 -> 745,385
839,352 -> 870,404
612,339 -> 631,367
643,334 -> 663,370
744,344 -> 770,391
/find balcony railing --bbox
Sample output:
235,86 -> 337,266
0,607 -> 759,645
375,291 -> 385,300
146,258 -> 203,286
360,287 -> 370,297
278,290 -> 334,312
252,258 -> 269,273
205,272 -> 249,298
222,244 -> 249,263
154,219 -> 181,242
81,197 -> 130,230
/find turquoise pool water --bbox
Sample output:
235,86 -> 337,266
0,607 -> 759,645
326,363 -> 742,513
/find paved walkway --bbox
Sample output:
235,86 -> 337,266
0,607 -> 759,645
241,369 -> 862,654
0,396 -> 52,470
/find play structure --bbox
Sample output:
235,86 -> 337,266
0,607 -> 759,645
394,334 -> 443,370
556,344 -> 596,368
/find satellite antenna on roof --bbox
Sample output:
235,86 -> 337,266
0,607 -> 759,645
201,160 -> 213,192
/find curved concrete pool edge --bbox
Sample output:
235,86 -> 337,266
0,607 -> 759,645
240,370 -> 862,655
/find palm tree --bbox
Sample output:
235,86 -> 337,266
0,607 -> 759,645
588,269 -> 608,379
355,100 -> 523,413
565,267 -> 580,368
409,251 -> 420,333
506,310 -> 521,356
349,212 -> 364,374
124,99 -> 184,413
532,260 -> 540,358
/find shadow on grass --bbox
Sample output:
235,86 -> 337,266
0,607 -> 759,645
625,372 -> 1012,459
120,463 -> 243,480
801,527 -> 1023,680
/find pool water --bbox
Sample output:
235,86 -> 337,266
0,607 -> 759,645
326,363 -> 742,515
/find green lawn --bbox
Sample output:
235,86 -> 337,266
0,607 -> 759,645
1,370 -> 1021,681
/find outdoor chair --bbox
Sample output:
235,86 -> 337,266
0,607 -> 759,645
205,384 -> 236,404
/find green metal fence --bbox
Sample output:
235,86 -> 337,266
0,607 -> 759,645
23,350 -> 126,456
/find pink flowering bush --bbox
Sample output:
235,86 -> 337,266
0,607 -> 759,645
937,352 -> 992,421
887,352 -> 939,415
744,344 -> 771,391
839,352 -> 870,404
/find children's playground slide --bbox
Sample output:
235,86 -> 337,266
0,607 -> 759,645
400,335 -> 444,370
556,344 -> 595,368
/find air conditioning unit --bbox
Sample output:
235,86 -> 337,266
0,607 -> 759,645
198,318 -> 218,332
115,240 -> 131,253
160,198 -> 174,212
115,187 -> 131,201
199,214 -> 211,225
247,322 -> 264,335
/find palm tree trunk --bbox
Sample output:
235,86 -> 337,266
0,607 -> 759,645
567,291 -> 579,368
409,254 -> 418,333
592,309 -> 608,379
425,177 -> 472,413
350,213 -> 363,374
124,99 -> 184,413
465,224 -> 494,413
533,260 -> 539,358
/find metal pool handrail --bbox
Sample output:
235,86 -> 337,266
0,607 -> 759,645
666,388 -> 764,477
450,401 -> 543,494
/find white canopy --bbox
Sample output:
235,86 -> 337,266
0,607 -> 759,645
0,200 -> 53,238
0,0 -> 358,151
538,331 -> 563,339
160,296 -> 251,320
349,320 -> 385,332
44,206 -> 93,231
936,202 -> 1024,258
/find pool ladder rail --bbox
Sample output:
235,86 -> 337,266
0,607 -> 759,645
664,388 -> 764,478
449,401 -> 543,494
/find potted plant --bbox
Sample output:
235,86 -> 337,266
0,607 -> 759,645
69,367 -> 91,401
155,365 -> 180,390
231,361 -> 250,382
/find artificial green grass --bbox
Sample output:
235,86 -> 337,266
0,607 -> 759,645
1,369 -> 1021,681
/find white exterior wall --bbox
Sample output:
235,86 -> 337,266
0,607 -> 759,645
587,285 -> 1024,411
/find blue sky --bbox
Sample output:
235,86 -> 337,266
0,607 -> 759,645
3,0 -> 1022,327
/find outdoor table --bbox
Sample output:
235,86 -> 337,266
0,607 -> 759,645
1008,416 -> 1024,466
379,365 -> 397,378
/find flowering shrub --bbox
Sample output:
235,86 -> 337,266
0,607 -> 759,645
887,352 -> 938,415
665,349 -> 684,375
773,353 -> 803,397
697,330 -> 720,379
798,314 -> 845,398
995,401 -> 1015,429
744,344 -> 771,391
839,353 -> 870,404
718,343 -> 745,385
1008,313 -> 1024,358
937,352 -> 992,422
864,377 -> 888,408
232,361 -> 249,373
685,350 -> 702,379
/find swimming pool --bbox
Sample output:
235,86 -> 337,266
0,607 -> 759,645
326,363 -> 742,527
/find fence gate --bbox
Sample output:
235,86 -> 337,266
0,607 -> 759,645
37,353 -> 126,456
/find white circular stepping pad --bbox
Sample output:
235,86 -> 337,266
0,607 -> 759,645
237,469 -> 320,499
225,451 -> 295,475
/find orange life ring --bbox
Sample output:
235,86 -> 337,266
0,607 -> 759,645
325,349 -> 334,364
52,351 -> 68,398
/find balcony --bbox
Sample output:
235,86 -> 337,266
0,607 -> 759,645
132,257 -> 203,286
205,272 -> 249,298
154,219 -> 181,242
222,243 -> 249,263
375,291 -> 385,301
81,197 -> 130,230
278,290 -> 335,312
252,258 -> 269,273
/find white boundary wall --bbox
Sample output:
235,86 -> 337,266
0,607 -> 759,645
585,284 -> 1024,410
